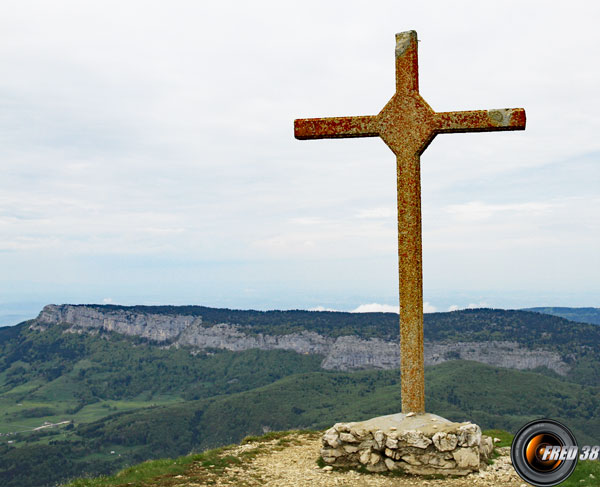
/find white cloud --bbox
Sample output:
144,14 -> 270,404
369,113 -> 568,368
102,298 -> 113,304
352,303 -> 398,313
445,302 -> 489,311
351,302 -> 437,313
309,305 -> 338,312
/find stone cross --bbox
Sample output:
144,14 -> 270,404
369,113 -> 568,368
294,30 -> 526,414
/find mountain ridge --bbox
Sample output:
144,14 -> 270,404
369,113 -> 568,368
31,304 -> 585,375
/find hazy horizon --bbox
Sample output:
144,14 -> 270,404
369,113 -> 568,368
2,294 -> 598,328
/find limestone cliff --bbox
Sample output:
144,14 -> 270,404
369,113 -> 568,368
33,304 -> 570,375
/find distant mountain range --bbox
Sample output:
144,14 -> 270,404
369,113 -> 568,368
1,304 -> 599,487
32,303 -> 593,374
523,307 -> 600,326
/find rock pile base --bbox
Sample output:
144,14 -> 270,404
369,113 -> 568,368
320,413 -> 494,476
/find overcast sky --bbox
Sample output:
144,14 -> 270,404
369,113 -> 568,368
1,1 -> 598,325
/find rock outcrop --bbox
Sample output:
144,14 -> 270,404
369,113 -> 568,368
32,304 -> 570,374
320,413 -> 494,475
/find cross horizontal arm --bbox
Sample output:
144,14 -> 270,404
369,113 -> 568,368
294,115 -> 379,140
435,108 -> 526,134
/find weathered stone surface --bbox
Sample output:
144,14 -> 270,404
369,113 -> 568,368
369,452 -> 382,465
401,453 -> 422,465
358,439 -> 375,450
322,430 -> 340,448
334,423 -> 350,433
339,432 -> 358,443
385,448 -> 402,460
373,430 -> 386,450
457,423 -> 481,447
320,447 -> 343,458
402,430 -> 432,449
426,452 -> 456,469
453,447 -> 481,469
320,413 -> 492,476
350,427 -> 369,439
359,449 -> 371,465
385,436 -> 399,449
480,435 -> 494,459
433,431 -> 458,451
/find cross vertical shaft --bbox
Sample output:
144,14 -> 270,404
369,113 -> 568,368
294,30 -> 525,414
397,151 -> 424,413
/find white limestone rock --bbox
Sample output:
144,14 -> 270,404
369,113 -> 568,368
322,430 -> 340,448
369,452 -> 382,465
481,435 -> 494,459
320,447 -> 343,458
359,449 -> 371,465
385,436 -> 399,449
401,453 -> 423,466
334,423 -> 351,433
373,430 -> 386,450
385,448 -> 402,461
433,431 -> 458,451
339,432 -> 359,443
457,423 -> 481,447
402,430 -> 432,449
453,447 -> 481,469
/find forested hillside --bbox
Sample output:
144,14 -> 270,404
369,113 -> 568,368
524,307 -> 600,326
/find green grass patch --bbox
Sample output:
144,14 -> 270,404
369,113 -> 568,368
65,458 -> 191,487
63,429 -> 318,487
0,398 -> 181,437
71,398 -> 180,423
482,428 -> 513,448
64,449 -> 227,487
559,460 -> 600,486
0,379 -> 44,398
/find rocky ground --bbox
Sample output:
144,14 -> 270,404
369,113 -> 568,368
172,432 -> 530,487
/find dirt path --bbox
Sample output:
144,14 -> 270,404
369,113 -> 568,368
179,432 -> 529,487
